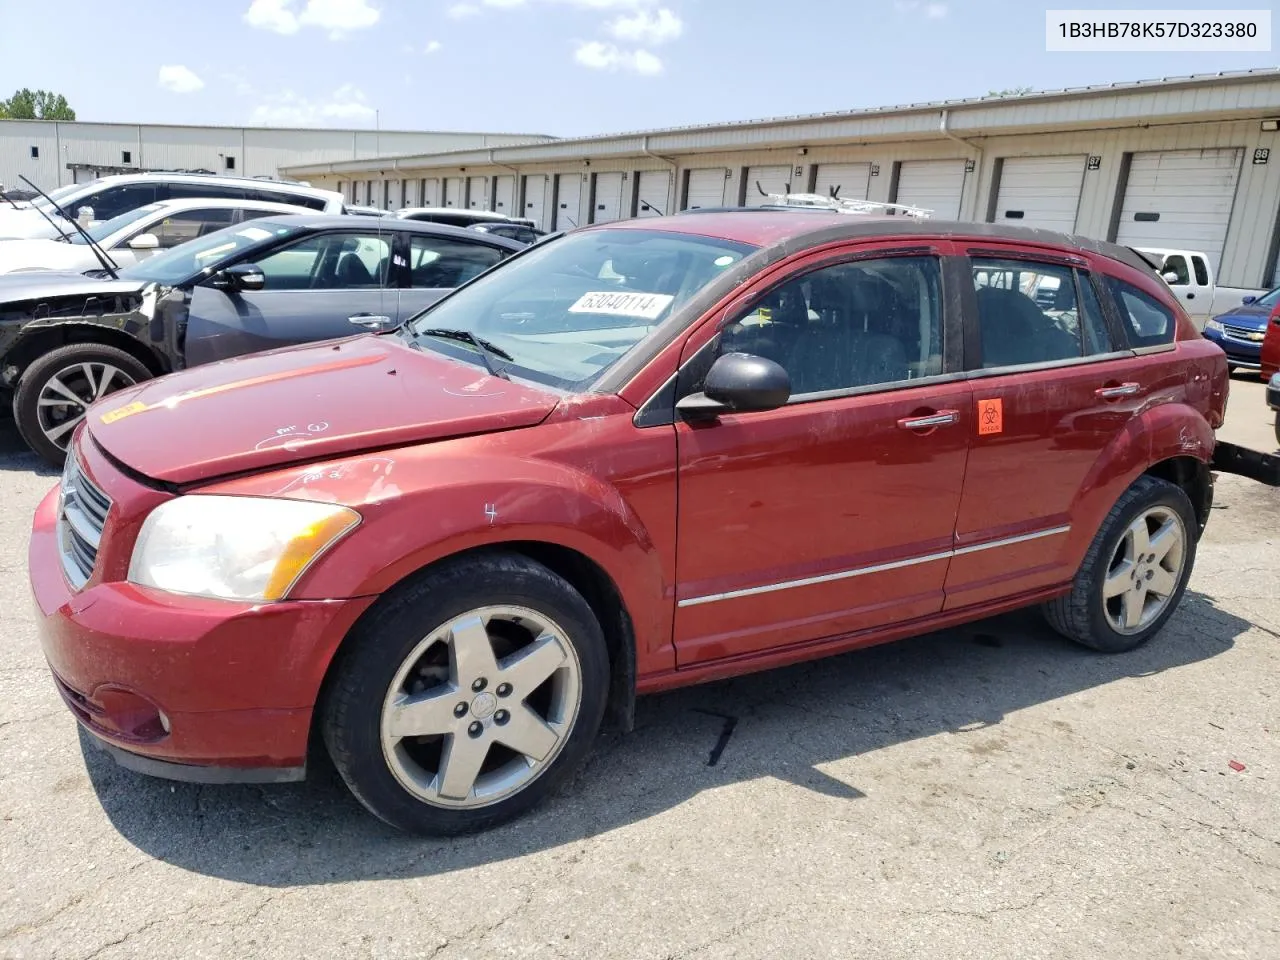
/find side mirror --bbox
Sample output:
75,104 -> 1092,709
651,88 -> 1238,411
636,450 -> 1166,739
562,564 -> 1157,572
1161,271 -> 1182,285
1241,295 -> 1257,305
208,262 -> 266,293
676,352 -> 791,419
127,233 -> 159,251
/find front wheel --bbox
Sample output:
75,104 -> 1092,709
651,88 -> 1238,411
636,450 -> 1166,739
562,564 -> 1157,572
13,343 -> 152,467
322,552 -> 610,835
1042,476 -> 1197,653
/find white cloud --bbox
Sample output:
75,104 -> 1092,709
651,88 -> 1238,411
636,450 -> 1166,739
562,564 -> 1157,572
425,40 -> 443,53
244,0 -> 380,38
894,0 -> 947,17
447,2 -> 479,17
606,7 -> 680,43
573,40 -> 661,74
299,0 -> 380,37
244,0 -> 299,33
158,65 -> 205,94
250,84 -> 376,126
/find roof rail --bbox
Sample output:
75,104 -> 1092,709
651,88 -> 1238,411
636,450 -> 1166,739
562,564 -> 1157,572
755,181 -> 933,218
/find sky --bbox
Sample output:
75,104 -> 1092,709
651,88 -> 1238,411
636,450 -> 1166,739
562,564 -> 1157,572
0,0 -> 1276,137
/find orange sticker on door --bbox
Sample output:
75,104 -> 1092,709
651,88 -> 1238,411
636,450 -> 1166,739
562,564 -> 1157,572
977,398 -> 1003,435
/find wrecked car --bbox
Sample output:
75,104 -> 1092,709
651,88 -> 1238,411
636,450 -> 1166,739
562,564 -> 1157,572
0,214 -> 522,464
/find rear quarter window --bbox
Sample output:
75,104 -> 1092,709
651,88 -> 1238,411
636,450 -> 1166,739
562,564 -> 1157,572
1106,277 -> 1177,348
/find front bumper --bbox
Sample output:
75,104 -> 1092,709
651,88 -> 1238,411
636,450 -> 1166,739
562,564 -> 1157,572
1202,327 -> 1264,366
30,485 -> 376,777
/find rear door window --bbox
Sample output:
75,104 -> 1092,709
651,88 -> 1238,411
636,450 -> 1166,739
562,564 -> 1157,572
253,188 -> 326,210
1191,256 -> 1210,286
165,183 -> 249,202
969,258 -> 1091,367
408,235 -> 507,287
1106,277 -> 1177,347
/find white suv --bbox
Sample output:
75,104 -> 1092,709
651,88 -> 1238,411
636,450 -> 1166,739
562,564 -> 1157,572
0,173 -> 344,240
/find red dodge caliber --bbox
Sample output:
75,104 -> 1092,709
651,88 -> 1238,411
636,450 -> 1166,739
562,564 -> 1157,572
30,212 -> 1260,834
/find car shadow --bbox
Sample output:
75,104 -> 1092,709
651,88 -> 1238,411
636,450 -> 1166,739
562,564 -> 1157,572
0,420 -> 58,477
81,591 -> 1253,885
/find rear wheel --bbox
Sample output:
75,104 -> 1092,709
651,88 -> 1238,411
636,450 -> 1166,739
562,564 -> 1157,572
13,343 -> 151,467
322,552 -> 610,835
1043,476 -> 1196,653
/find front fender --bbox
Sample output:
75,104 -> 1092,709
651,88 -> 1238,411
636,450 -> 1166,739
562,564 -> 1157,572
1061,401 -> 1213,567
206,439 -> 675,671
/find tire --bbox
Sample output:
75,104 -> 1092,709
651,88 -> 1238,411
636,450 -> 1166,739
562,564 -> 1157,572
1274,411 -> 1279,449
322,552 -> 610,835
13,343 -> 152,467
1042,475 -> 1197,653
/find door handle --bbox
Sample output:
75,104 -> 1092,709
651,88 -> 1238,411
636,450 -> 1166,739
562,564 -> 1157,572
348,314 -> 393,329
898,410 -> 959,431
1095,382 -> 1140,399
1185,292 -> 1195,299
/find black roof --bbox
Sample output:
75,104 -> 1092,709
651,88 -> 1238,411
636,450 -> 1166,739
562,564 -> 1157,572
257,214 -> 526,251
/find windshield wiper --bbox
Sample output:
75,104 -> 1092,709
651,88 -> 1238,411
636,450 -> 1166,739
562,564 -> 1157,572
417,328 -> 512,379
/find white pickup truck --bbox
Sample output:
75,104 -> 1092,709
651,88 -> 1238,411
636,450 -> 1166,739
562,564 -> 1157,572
1136,247 -> 1269,330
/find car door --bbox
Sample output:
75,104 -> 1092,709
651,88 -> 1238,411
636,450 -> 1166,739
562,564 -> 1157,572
1158,252 -> 1212,323
672,243 -> 972,665
398,232 -> 510,318
943,246 -> 1151,609
183,228 -> 395,366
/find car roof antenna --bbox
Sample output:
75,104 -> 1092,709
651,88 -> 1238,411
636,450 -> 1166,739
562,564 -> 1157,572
18,175 -> 120,279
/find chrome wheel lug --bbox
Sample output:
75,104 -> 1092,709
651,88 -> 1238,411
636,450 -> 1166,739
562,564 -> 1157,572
453,702 -> 468,718
496,682 -> 512,698
494,710 -> 509,725
467,721 -> 483,738
471,677 -> 487,693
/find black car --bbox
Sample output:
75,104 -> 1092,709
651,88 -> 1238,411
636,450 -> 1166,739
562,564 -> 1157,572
0,215 -> 522,465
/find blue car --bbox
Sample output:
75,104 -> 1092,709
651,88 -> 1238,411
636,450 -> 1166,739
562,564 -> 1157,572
1203,287 -> 1280,371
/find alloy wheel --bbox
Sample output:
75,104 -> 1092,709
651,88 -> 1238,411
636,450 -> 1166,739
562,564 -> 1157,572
36,362 -> 136,450
1101,505 -> 1186,635
380,605 -> 583,808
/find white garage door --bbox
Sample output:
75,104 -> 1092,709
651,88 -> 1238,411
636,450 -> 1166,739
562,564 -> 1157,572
994,155 -> 1086,233
637,170 -> 670,217
813,163 -> 870,201
493,176 -> 515,217
685,168 -> 726,210
895,159 -> 968,219
593,172 -> 625,223
420,178 -> 440,206
745,165 -> 793,206
444,177 -> 463,208
1115,148 -> 1243,272
555,173 -> 582,229
467,176 -> 489,210
523,175 -> 546,229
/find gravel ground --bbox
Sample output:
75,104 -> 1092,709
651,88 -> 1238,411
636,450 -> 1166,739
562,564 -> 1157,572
1,380 -> 1277,960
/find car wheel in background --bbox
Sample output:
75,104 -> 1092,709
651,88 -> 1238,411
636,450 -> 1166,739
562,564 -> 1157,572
322,552 -> 610,835
13,343 -> 152,467
1042,475 -> 1197,653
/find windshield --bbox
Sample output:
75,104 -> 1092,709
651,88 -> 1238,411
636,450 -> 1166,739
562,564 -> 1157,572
120,220 -> 303,285
404,228 -> 755,390
67,204 -> 162,245
1256,287 -> 1280,308
31,183 -> 84,211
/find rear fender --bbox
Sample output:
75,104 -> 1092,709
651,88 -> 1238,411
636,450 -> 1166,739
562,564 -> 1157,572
1060,403 -> 1213,568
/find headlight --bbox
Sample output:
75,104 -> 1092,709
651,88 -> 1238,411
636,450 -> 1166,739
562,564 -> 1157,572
128,495 -> 360,601
1204,319 -> 1225,333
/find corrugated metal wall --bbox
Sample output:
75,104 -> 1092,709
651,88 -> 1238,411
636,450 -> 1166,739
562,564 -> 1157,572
308,118 -> 1280,286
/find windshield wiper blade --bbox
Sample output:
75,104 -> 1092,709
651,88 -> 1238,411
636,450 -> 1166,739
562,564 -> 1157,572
417,327 -> 513,378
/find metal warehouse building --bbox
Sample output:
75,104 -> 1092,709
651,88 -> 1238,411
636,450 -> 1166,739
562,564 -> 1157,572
0,120 -> 554,193
284,69 -> 1280,289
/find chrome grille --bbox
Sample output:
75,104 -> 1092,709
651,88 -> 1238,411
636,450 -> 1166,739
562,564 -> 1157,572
58,453 -> 111,589
1223,323 -> 1264,342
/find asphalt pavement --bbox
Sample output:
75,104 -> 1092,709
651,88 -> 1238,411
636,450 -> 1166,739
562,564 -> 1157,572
1,378 -> 1278,960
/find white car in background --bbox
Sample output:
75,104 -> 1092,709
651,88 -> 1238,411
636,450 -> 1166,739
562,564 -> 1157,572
0,198 -> 315,275
1136,246 -> 1268,330
0,173 -> 344,240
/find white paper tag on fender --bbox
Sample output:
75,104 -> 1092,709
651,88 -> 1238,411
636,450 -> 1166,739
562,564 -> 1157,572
568,291 -> 674,320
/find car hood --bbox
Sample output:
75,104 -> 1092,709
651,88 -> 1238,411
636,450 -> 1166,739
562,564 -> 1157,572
0,239 -> 90,274
0,210 -> 70,240
1214,303 -> 1273,326
86,334 -> 562,485
0,269 -> 148,302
